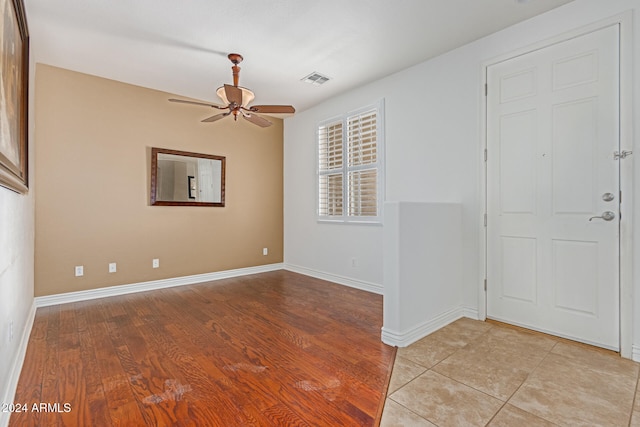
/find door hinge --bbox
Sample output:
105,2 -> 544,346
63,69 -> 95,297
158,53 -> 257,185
484,213 -> 487,227
484,148 -> 487,162
614,150 -> 633,160
484,279 -> 487,291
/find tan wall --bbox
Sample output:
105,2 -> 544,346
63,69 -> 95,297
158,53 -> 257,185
34,64 -> 283,296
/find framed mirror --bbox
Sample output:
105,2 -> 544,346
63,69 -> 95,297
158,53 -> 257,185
150,147 -> 225,206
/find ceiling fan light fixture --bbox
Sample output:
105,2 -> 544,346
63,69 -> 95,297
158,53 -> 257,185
216,86 -> 255,107
170,53 -> 294,128
301,72 -> 331,86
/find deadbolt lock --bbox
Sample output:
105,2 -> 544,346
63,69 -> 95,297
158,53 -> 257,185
602,193 -> 615,202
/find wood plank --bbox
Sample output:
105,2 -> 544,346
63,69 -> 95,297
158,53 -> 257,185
173,277 -> 387,425
105,299 -> 216,426
164,276 -> 386,425
10,307 -> 50,427
40,305 -> 63,427
153,288 -> 324,424
10,271 -> 395,426
86,301 -> 149,426
75,306 -> 113,427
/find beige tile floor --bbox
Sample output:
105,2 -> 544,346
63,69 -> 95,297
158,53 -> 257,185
380,318 -> 640,427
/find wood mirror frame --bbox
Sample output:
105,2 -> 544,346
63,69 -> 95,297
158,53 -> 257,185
150,147 -> 225,207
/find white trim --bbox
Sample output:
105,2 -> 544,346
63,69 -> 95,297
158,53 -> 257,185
479,11 -> 634,358
617,11 -> 634,360
35,263 -> 284,307
0,302 -> 37,427
478,61 -> 489,322
381,306 -> 477,347
632,345 -> 640,363
284,263 -> 383,295
461,305 -> 480,320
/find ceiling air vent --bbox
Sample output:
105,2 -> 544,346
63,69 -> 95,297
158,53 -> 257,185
301,72 -> 330,86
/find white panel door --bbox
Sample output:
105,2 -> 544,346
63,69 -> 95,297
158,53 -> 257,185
486,25 -> 620,350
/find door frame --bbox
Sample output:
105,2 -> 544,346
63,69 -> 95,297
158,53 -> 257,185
479,12 -> 634,358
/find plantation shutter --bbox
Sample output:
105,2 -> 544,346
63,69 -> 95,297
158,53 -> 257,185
317,101 -> 383,223
318,121 -> 344,216
347,109 -> 377,217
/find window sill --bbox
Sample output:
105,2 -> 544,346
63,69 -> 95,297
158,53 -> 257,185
317,218 -> 383,226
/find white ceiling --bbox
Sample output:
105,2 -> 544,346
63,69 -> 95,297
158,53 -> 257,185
24,0 -> 575,113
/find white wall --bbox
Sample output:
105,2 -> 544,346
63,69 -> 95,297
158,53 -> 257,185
284,94 -> 387,293
0,56 -> 36,427
0,171 -> 34,425
0,190 -> 34,399
284,0 -> 640,352
382,202 -> 462,347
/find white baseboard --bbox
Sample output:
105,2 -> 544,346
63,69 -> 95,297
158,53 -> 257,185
1,301 -> 37,427
284,264 -> 383,295
632,345 -> 640,363
461,305 -> 480,320
35,263 -> 285,307
381,306 -> 471,348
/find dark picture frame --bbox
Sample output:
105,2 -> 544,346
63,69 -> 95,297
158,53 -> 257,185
0,0 -> 28,194
150,147 -> 226,207
187,175 -> 196,199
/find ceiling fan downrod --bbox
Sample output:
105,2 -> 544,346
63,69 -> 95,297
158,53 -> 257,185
228,53 -> 243,87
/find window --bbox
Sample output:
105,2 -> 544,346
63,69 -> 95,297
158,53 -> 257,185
318,101 -> 384,223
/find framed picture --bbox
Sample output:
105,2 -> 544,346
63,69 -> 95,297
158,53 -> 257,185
0,0 -> 28,193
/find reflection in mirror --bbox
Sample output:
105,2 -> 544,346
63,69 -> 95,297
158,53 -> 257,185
151,147 -> 225,206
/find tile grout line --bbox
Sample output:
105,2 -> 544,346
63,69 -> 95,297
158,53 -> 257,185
496,339 -> 561,426
386,353 -> 440,427
477,326 -> 543,426
429,325 -> 561,426
385,396 -> 435,426
386,355 -> 431,395
427,323 -> 495,372
384,319 -> 640,426
628,365 -> 640,427
385,326 -> 495,426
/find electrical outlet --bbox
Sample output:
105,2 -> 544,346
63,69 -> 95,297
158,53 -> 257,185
109,262 -> 117,273
75,265 -> 84,277
263,248 -> 268,256
152,259 -> 159,268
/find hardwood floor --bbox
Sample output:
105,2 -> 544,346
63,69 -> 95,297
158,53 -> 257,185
10,271 -> 396,426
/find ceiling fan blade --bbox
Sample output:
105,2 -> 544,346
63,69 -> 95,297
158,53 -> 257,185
224,84 -> 243,106
169,98 -> 219,108
242,113 -> 272,128
201,112 -> 231,123
250,105 -> 296,114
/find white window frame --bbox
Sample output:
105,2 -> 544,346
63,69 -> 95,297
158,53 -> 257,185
317,100 -> 385,224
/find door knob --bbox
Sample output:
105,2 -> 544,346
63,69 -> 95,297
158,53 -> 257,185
589,211 -> 616,221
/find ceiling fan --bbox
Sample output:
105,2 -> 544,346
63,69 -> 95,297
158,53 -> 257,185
169,53 -> 295,128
